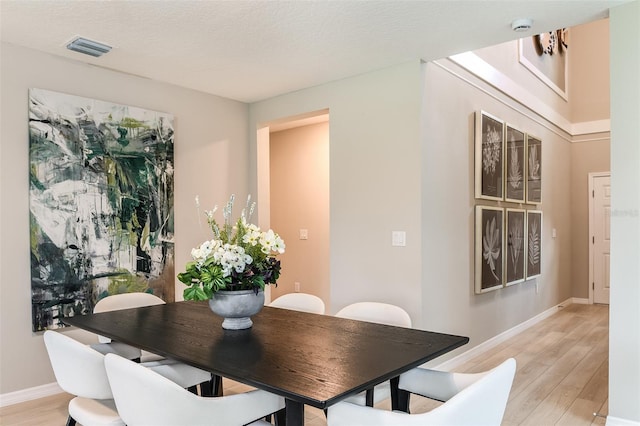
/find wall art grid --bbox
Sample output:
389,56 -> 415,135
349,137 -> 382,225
473,110 -> 543,294
29,89 -> 175,331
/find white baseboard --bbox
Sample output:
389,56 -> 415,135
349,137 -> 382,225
433,298 -> 574,371
0,382 -> 63,408
606,416 -> 640,426
571,297 -> 590,304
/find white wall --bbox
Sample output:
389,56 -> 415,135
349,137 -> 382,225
249,62 -> 424,323
608,1 -> 640,423
0,43 -> 249,394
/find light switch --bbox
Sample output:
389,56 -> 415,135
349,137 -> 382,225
552,228 -> 557,238
392,231 -> 406,247
299,229 -> 308,240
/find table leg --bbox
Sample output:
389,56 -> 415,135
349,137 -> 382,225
390,376 -> 410,413
365,388 -> 374,406
285,399 -> 304,425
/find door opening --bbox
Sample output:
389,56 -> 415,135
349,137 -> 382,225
256,109 -> 330,310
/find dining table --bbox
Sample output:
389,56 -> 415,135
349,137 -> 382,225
63,300 -> 469,425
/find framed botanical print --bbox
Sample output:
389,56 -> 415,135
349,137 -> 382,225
505,208 -> 526,286
505,125 -> 526,203
475,111 -> 504,201
526,210 -> 543,279
526,134 -> 542,204
475,206 -> 504,293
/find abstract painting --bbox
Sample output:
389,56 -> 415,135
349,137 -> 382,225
505,125 -> 525,203
475,111 -> 504,201
29,88 -> 175,331
505,208 -> 526,286
526,134 -> 542,204
475,206 -> 504,294
526,210 -> 543,279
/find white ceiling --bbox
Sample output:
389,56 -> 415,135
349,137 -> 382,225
0,1 -> 627,103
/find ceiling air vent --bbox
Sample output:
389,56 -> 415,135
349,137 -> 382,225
66,37 -> 112,57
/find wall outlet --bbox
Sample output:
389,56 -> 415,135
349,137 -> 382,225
294,282 -> 300,292
299,229 -> 308,240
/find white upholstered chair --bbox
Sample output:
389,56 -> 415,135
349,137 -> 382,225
90,292 -> 165,362
104,353 -> 286,426
89,292 -> 217,396
335,302 -> 412,406
43,330 -> 124,426
269,293 -> 325,314
326,358 -> 517,426
44,331 -> 217,426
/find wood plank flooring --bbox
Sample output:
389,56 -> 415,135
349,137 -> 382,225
0,303 -> 608,425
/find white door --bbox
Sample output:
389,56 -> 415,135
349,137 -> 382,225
592,174 -> 611,304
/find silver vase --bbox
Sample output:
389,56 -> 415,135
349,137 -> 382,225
208,289 -> 265,330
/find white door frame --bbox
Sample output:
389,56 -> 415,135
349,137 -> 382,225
588,171 -> 611,304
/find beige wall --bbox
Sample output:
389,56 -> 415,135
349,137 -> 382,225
570,140 -> 611,299
269,122 -> 330,309
569,19 -> 610,123
473,40 -> 571,121
0,43 -> 249,394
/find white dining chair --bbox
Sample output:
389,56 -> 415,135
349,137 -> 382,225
91,292 -> 165,362
104,353 -> 286,426
269,293 -> 325,314
335,302 -> 412,407
43,330 -> 124,426
44,330 -> 221,426
89,292 -> 218,396
327,358 -> 517,426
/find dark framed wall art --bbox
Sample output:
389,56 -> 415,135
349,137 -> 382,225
526,210 -> 543,279
526,134 -> 542,204
505,125 -> 526,203
505,208 -> 526,286
475,111 -> 504,201
475,206 -> 504,294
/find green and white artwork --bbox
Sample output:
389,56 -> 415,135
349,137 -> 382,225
29,88 -> 175,331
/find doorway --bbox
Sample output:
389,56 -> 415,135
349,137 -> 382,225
589,172 -> 611,305
256,110 -> 330,310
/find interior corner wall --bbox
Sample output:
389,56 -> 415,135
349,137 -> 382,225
420,60 -> 573,361
249,61 -> 424,323
269,122 -> 330,309
0,43 -> 249,395
570,139 -> 611,300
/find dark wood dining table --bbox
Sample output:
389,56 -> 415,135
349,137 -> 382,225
63,301 -> 469,425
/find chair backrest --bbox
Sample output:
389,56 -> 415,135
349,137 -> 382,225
335,302 -> 412,328
269,293 -> 325,314
420,358 -> 516,425
94,292 -> 165,313
327,358 -> 516,426
43,330 -> 113,400
104,353 -> 283,426
94,292 -> 165,343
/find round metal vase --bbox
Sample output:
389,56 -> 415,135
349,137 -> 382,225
208,289 -> 265,330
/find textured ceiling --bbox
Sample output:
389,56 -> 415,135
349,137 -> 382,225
0,0 -> 627,103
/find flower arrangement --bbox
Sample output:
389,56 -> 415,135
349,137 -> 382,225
178,195 -> 285,301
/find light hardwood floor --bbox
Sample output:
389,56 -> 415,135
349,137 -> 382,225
0,303 -> 608,425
